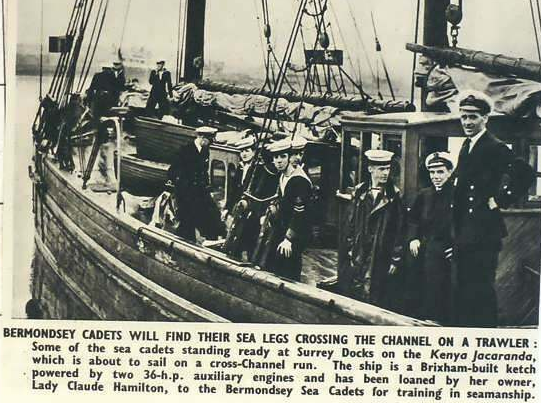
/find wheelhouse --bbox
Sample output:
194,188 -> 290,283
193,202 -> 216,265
338,112 -> 541,325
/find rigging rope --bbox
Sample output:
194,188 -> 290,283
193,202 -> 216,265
117,0 -> 132,61
76,0 -> 108,93
530,0 -> 541,61
346,0 -> 376,84
410,0 -> 421,104
176,0 -> 184,82
179,0 -> 188,80
328,1 -> 362,95
253,0 -> 268,87
371,11 -> 395,100
39,0 -> 44,100
244,0 -> 308,190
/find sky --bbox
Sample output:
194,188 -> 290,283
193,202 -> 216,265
14,0 -> 540,97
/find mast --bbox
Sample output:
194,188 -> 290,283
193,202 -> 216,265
419,0 -> 450,109
423,0 -> 450,47
183,0 -> 206,82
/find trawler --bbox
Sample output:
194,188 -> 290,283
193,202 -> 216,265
27,0 -> 539,325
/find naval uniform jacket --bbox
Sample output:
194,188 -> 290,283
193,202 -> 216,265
454,131 -> 515,250
226,161 -> 250,212
167,143 -> 224,240
346,182 -> 405,309
407,181 -> 454,323
111,69 -> 126,103
268,167 -> 313,280
86,70 -> 117,142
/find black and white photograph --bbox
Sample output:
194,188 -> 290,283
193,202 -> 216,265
8,0 -> 541,329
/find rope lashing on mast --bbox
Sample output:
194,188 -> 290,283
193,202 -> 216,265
371,11 -> 395,101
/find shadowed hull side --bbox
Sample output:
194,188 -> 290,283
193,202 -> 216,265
33,156 -> 431,326
31,192 -> 228,322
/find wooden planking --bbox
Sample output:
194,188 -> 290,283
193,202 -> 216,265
48,178 -> 358,324
302,248 -> 338,285
133,118 -> 195,163
497,213 -> 541,325
43,159 -> 430,325
39,192 -> 228,322
119,154 -> 168,196
47,187 -> 294,323
32,243 -> 99,319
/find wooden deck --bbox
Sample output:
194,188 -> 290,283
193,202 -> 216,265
303,248 -> 338,285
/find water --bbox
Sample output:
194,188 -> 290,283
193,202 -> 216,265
10,74 -> 49,318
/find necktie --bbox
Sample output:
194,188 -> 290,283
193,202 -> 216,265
457,138 -> 471,169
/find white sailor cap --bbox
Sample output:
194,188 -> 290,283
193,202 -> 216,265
113,59 -> 123,66
236,135 -> 256,150
425,151 -> 454,170
156,59 -> 166,64
458,90 -> 493,115
364,149 -> 394,166
291,136 -> 308,151
266,139 -> 292,154
196,126 -> 218,138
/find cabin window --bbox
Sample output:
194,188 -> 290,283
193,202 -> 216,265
370,132 -> 402,187
340,130 -> 362,190
227,164 -> 237,206
528,145 -> 541,203
210,160 -> 226,204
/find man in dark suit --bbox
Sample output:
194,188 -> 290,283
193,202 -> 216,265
454,91 -> 533,327
111,60 -> 126,104
407,152 -> 454,324
167,126 -> 226,242
146,59 -> 173,118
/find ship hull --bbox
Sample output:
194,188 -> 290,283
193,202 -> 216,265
32,156 -> 428,325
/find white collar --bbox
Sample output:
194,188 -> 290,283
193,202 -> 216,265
468,128 -> 487,152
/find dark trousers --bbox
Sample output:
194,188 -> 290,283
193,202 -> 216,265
269,242 -> 303,281
455,246 -> 498,327
146,93 -> 169,119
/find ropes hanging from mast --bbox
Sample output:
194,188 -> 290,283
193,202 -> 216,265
370,11 -> 395,100
76,0 -> 109,93
244,0 -> 308,190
